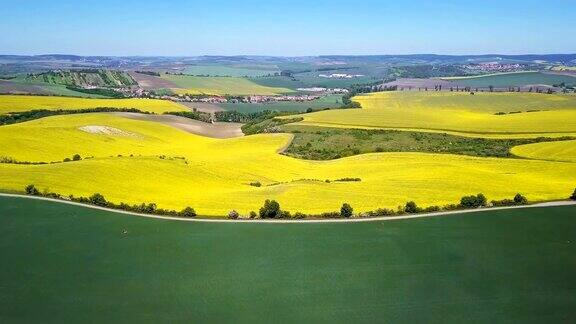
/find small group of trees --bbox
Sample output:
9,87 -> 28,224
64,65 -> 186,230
24,184 -> 196,218
22,183 -> 575,221
63,154 -> 82,162
460,193 -> 488,208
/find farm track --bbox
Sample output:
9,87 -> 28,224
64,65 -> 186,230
1,192 -> 574,224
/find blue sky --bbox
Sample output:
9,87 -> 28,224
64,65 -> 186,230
1,0 -> 574,56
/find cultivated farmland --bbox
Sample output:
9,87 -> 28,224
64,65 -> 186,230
1,197 -> 575,323
296,91 -> 576,137
0,112 -> 575,215
442,71 -> 576,88
0,95 -> 188,114
162,74 -> 292,95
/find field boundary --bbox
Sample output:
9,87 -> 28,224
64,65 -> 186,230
1,192 -> 574,224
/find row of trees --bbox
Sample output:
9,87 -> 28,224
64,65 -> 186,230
24,185 -> 196,218
24,184 -> 576,220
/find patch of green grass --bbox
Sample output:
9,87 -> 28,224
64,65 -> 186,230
184,65 -> 279,77
281,125 -> 575,160
1,197 -> 575,323
219,95 -> 343,113
163,74 -> 292,95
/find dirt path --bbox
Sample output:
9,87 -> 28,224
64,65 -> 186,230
112,112 -> 243,138
276,133 -> 295,153
1,193 -> 574,224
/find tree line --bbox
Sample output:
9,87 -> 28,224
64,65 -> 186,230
23,184 -> 576,220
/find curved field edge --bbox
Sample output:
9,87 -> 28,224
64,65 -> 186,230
1,198 -> 576,323
0,113 -> 575,216
1,193 -> 574,223
289,91 -> 576,137
511,140 -> 576,162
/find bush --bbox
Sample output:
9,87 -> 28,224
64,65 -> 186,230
72,154 -> 82,161
491,199 -> 515,207
63,157 -> 71,162
423,205 -> 441,212
460,193 -> 487,208
249,181 -> 262,187
259,199 -> 281,218
367,208 -> 395,217
404,201 -> 419,214
340,203 -> 353,217
180,207 -> 197,217
570,188 -> 576,200
228,210 -> 239,219
249,211 -> 257,219
89,193 -> 107,206
25,184 -> 40,195
293,212 -> 306,219
513,193 -> 528,205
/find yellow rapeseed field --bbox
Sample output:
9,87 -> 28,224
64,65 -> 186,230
0,113 -> 575,216
511,140 -> 576,162
296,92 -> 576,137
0,95 -> 188,114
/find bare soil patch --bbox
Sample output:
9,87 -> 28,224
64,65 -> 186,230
181,102 -> 224,113
79,125 -> 137,137
113,112 -> 243,138
128,72 -> 178,90
381,78 -> 456,89
0,80 -> 50,95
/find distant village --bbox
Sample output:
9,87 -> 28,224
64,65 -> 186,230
123,87 -> 347,105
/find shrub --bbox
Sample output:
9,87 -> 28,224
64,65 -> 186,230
570,188 -> 576,200
89,193 -> 107,206
423,205 -> 441,212
25,184 -> 40,195
249,181 -> 262,187
259,199 -> 281,218
249,211 -> 257,219
72,154 -> 82,161
367,208 -> 395,217
63,157 -> 71,162
228,210 -> 239,219
491,199 -> 515,207
293,212 -> 306,219
513,193 -> 528,205
340,203 -> 353,217
404,201 -> 419,214
180,207 -> 197,217
460,193 -> 487,208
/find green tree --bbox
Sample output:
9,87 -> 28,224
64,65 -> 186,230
259,199 -> 281,218
404,201 -> 419,213
72,154 -> 82,161
340,203 -> 353,217
513,193 -> 528,205
180,207 -> 196,217
25,184 -> 40,195
570,188 -> 576,200
89,193 -> 107,206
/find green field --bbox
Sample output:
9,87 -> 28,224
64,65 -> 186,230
444,71 -> 576,88
220,94 -> 343,113
0,75 -> 110,98
162,74 -> 292,95
184,65 -> 279,77
1,196 -> 575,323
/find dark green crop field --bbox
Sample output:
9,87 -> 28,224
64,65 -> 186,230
1,197 -> 575,323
